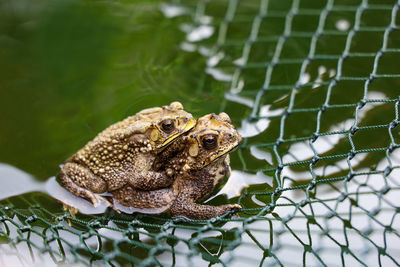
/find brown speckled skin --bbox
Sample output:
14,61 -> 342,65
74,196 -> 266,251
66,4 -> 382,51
59,102 -> 195,207
112,113 -> 243,220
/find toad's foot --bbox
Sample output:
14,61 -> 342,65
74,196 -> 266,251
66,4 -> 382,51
63,203 -> 79,218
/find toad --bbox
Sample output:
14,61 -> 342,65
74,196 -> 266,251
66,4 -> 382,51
112,112 -> 243,220
59,102 -> 195,207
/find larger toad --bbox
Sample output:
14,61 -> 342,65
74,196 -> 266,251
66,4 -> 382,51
112,112 -> 243,219
59,102 -> 195,207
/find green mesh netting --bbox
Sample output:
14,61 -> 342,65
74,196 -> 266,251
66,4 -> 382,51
1,0 -> 400,266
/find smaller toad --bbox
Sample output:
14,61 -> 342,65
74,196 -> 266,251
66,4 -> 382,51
113,112 -> 243,220
59,102 -> 195,207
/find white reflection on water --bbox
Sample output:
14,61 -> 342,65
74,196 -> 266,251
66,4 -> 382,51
224,100 -> 284,138
224,92 -> 253,107
250,145 -> 273,165
45,176 -> 110,214
207,51 -> 224,67
208,170 -> 272,201
299,72 -> 311,85
206,67 -> 233,82
239,104 -> 284,138
336,19 -> 350,31
180,41 -> 196,52
159,4 -> 187,18
0,163 -> 44,200
186,25 -> 214,42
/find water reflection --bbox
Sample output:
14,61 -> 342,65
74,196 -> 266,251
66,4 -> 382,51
238,104 -> 284,138
160,3 -> 187,18
0,163 -> 43,200
45,176 -> 110,214
209,170 -> 271,201
336,19 -> 350,31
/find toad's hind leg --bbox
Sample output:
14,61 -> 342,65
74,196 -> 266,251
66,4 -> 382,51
59,162 -> 107,207
170,199 -> 241,220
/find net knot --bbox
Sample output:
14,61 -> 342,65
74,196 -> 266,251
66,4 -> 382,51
378,247 -> 387,255
388,143 -> 396,153
248,115 -> 257,122
383,167 -> 392,177
25,215 -> 38,224
161,221 -> 173,231
88,220 -> 102,229
274,187 -> 282,195
346,172 -> 354,181
357,100 -> 366,109
300,199 -> 309,207
304,245 -> 312,253
350,126 -> 359,135
307,180 -> 317,190
52,223 -> 64,230
311,156 -> 320,165
389,120 -> 399,129
20,226 -> 31,233
381,186 -> 390,194
347,150 -> 356,160
275,139 -> 283,147
128,219 -> 140,227
339,193 -> 348,201
310,133 -> 318,143
57,215 -> 67,222
276,165 -> 283,173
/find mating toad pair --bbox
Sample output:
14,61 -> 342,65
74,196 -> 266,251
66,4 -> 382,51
59,102 -> 242,219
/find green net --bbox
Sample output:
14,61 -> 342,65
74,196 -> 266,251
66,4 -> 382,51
1,0 -> 400,266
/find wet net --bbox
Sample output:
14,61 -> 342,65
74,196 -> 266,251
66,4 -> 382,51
1,0 -> 400,266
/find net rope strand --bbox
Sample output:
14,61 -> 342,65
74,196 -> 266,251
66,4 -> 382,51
1,0 -> 400,266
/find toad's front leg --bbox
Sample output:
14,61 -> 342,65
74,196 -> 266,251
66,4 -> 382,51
59,162 -> 107,207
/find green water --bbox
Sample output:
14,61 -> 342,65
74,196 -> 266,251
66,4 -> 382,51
0,0 -> 221,180
1,0 -> 399,265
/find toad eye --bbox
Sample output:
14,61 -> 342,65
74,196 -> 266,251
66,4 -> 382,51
201,135 -> 218,150
161,119 -> 175,133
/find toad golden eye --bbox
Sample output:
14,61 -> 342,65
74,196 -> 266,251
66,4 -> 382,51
161,120 -> 175,133
202,135 -> 218,150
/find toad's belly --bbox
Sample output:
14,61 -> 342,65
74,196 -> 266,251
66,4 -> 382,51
111,186 -> 175,214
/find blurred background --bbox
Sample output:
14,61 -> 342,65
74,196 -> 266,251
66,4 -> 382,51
0,0 -> 222,180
